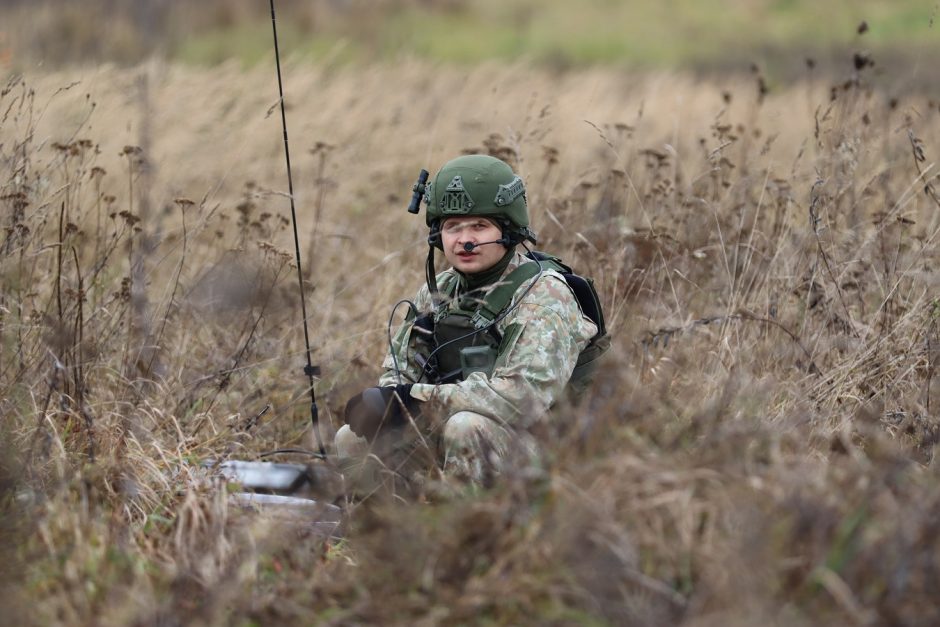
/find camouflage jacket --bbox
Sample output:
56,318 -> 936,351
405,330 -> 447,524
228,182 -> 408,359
379,252 -> 598,423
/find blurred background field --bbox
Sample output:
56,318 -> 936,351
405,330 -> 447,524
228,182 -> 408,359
2,1 -> 940,625
2,0 -> 939,79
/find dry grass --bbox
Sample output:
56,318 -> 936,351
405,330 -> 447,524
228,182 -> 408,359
2,53 -> 940,625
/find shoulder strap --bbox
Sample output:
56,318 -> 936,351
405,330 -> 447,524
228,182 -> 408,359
474,251 -> 608,342
439,271 -> 461,298
470,257 -> 565,328
431,271 -> 465,323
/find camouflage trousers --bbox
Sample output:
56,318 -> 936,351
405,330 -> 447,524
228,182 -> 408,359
334,411 -> 512,486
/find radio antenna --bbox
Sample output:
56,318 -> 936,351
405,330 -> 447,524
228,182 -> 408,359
269,0 -> 326,458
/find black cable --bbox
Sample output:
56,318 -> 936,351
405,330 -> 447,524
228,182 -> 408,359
387,299 -> 419,385
269,0 -> 326,457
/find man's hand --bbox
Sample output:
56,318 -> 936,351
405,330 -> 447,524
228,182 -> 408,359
344,384 -> 419,440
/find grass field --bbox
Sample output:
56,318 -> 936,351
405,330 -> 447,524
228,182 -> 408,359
3,53 -> 940,624
3,3 -> 940,625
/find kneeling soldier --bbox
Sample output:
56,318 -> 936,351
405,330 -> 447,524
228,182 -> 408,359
336,154 -> 606,485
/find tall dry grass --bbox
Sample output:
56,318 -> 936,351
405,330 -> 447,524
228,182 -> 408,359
2,54 -> 940,625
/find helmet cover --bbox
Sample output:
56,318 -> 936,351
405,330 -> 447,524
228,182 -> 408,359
425,155 -> 531,237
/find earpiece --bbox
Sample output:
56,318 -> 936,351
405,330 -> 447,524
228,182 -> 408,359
428,220 -> 443,249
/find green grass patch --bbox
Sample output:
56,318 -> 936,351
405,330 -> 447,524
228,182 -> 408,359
174,22 -> 359,67
169,0 -> 940,71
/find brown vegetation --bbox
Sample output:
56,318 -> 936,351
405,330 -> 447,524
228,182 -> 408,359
2,52 -> 940,625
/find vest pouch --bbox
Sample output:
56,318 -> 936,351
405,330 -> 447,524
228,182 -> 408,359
433,311 -> 502,383
460,345 -> 498,379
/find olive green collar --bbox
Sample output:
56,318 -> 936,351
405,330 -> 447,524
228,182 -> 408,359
456,247 -> 516,295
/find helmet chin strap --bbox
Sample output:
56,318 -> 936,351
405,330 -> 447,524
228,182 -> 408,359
426,244 -> 443,312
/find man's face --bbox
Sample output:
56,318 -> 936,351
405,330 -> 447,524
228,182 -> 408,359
440,216 -> 508,274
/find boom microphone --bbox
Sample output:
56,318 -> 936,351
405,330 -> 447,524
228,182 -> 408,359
462,237 -> 510,252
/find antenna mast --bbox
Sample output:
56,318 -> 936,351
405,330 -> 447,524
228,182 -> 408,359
269,0 -> 326,457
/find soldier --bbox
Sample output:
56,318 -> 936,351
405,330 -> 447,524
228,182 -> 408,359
335,154 -> 605,485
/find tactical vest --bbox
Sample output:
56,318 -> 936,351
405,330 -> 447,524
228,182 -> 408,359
422,252 -> 610,397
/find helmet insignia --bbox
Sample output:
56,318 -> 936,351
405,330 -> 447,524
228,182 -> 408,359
494,175 -> 525,207
442,175 -> 475,212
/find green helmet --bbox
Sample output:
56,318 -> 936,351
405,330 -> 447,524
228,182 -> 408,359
425,155 -> 536,246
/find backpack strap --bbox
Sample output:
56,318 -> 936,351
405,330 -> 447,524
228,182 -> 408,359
470,257 -> 565,328
431,271 -> 461,321
439,271 -> 460,298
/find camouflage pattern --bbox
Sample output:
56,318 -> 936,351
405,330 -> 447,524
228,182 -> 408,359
379,252 -> 599,423
441,411 -> 518,483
